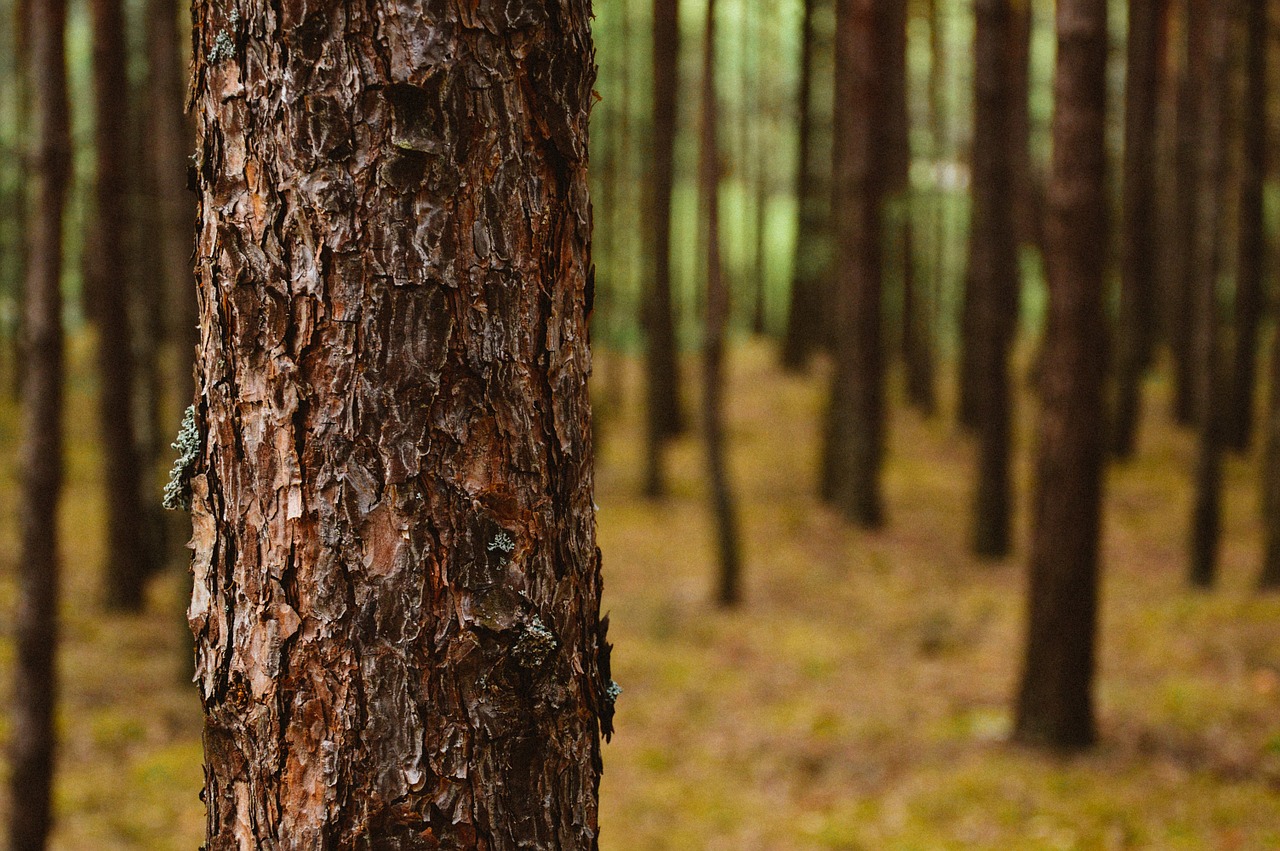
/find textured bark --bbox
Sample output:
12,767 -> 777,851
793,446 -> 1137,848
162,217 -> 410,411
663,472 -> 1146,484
643,0 -> 685,497
781,0 -> 828,372
1188,1 -> 1231,589
967,0 -> 1020,559
188,2 -> 608,846
1014,0 -> 1109,751
822,0 -> 884,528
7,0 -> 69,844
89,0 -> 155,610
1225,0 -> 1266,452
1167,0 -> 1201,427
1110,0 -> 1165,459
699,0 -> 743,608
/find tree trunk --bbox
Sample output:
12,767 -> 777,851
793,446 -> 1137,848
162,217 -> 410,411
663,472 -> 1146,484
1225,0 -> 1266,453
1260,326 -> 1280,589
699,0 -> 744,608
967,0 -> 1020,560
1014,0 -> 1109,751
1110,0 -> 1165,458
1188,0 -> 1231,589
1167,0 -> 1201,427
822,0 -> 885,528
644,0 -> 686,497
1,0 -> 31,399
90,0 -> 155,610
782,0 -> 829,372
187,2 -> 610,846
7,0 -> 69,844
1009,0 -> 1041,252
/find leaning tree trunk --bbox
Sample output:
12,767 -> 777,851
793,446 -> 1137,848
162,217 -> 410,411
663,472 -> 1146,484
1111,0 -> 1164,459
7,0 -> 69,845
1225,0 -> 1266,453
643,0 -> 686,498
967,0 -> 1020,560
186,2 -> 610,846
1014,0 -> 1109,751
89,0 -> 155,610
822,0 -> 885,527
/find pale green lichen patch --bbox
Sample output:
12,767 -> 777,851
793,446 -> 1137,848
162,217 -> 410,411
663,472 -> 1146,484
513,618 -> 557,669
163,406 -> 200,512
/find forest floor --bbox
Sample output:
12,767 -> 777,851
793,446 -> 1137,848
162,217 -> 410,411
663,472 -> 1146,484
1,337 -> 1279,849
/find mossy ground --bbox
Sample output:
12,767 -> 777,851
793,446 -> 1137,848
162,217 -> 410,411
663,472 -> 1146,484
1,338 -> 1277,849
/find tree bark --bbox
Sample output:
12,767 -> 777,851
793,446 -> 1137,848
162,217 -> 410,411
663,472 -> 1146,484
699,0 -> 743,608
967,0 -> 1020,559
1110,0 -> 1165,458
1167,0 -> 1201,427
1261,325 -> 1280,589
7,0 -> 69,844
1187,0 -> 1231,589
1009,0 -> 1041,252
644,0 -> 686,497
1225,0 -> 1266,453
822,0 -> 885,528
89,0 -> 155,610
188,2 -> 609,846
1014,0 -> 1109,751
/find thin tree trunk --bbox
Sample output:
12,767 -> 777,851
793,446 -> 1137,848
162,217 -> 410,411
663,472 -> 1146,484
1110,0 -> 1165,458
1014,0 -> 1109,751
700,0 -> 743,608
968,0 -> 1020,560
7,0 -> 69,844
1167,0 -> 1201,426
823,0 -> 884,528
1261,326 -> 1280,589
1225,0 -> 1266,453
645,0 -> 686,497
1009,0 -> 1040,252
782,0 -> 827,372
90,0 -> 155,610
1188,0 -> 1231,589
4,0 -> 31,400
188,2 -> 608,844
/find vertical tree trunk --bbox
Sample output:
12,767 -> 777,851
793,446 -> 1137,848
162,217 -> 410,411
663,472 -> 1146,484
1187,0 -> 1231,589
1167,0 -> 1201,426
1009,0 -> 1040,252
1111,0 -> 1165,459
644,0 -> 686,497
699,0 -> 744,607
1260,327 -> 1280,589
90,0 -> 155,610
1,0 -> 32,398
1225,0 -> 1266,452
782,0 -> 828,372
7,0 -> 69,844
968,0 -> 1020,560
822,0 -> 885,528
1014,0 -> 1109,751
188,2 -> 609,845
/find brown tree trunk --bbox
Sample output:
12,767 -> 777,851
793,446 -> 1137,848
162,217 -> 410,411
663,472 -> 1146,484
4,0 -> 32,401
1014,0 -> 1109,751
644,0 -> 686,498
1167,0 -> 1201,426
1009,0 -> 1041,252
1110,0 -> 1165,458
89,0 -> 155,610
1225,0 -> 1266,452
187,2 -> 609,846
7,0 -> 69,844
699,0 -> 744,608
1261,326 -> 1280,589
822,0 -> 885,528
782,0 -> 829,372
1188,0 -> 1231,589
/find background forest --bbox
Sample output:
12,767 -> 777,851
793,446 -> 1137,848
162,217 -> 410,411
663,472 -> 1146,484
1,0 -> 1280,847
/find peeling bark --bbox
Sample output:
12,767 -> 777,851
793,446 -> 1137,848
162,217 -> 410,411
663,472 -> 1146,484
188,2 -> 608,846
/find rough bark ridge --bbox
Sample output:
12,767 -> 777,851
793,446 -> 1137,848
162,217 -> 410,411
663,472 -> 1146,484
188,2 -> 608,846
1014,0 -> 1109,750
7,0 -> 69,845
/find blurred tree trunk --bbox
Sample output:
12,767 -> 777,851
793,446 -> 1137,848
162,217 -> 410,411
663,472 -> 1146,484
1261,329 -> 1280,589
782,0 -> 829,372
1225,0 -> 1266,452
1188,0 -> 1231,589
968,0 -> 1020,559
188,1 -> 609,845
90,0 -> 155,610
1009,0 -> 1041,252
1014,0 -> 1109,750
3,0 -> 31,400
644,0 -> 686,498
822,0 -> 885,528
700,0 -> 743,607
7,0 -> 69,844
1110,0 -> 1165,458
1167,0 -> 1202,427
